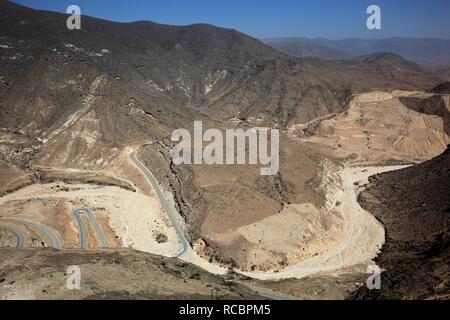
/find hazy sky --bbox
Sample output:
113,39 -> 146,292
11,0 -> 450,39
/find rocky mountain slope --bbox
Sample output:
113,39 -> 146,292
0,248 -> 256,299
0,0 -> 448,289
298,90 -> 450,163
430,81 -> 450,94
399,82 -> 450,136
352,147 -> 450,299
0,0 -> 440,143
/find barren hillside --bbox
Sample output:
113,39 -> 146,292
0,0 -> 448,300
352,147 -> 450,299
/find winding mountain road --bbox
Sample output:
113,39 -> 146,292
129,150 -> 191,257
0,225 -> 24,248
0,217 -> 63,249
128,149 -> 405,282
72,210 -> 88,249
73,209 -> 110,248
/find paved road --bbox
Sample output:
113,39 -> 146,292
231,283 -> 299,300
0,225 -> 24,248
84,209 -> 110,248
128,150 -> 394,285
0,217 -> 63,249
72,210 -> 88,249
129,150 -> 191,257
250,287 -> 299,300
73,209 -> 109,248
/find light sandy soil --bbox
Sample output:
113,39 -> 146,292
0,141 -> 413,282
0,159 -> 33,196
293,91 -> 450,163
180,251 -> 229,275
237,165 -> 410,280
0,182 -> 182,255
118,147 -> 407,279
0,197 -> 77,248
106,185 -> 182,256
0,229 -> 18,247
235,203 -> 344,271
188,137 -> 321,272
125,148 -> 408,280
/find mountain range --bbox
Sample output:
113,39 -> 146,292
0,0 -> 448,300
262,37 -> 450,70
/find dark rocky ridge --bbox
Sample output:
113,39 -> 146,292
429,81 -> 450,94
352,147 -> 450,299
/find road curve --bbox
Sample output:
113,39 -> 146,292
84,209 -> 110,248
129,150 -> 191,257
0,225 -> 24,248
128,149 -> 398,283
73,209 -> 110,249
72,210 -> 88,249
0,217 -> 63,249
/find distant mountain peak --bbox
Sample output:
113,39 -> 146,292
263,37 -> 450,69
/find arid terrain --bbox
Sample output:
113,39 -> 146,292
0,1 -> 449,300
352,147 -> 450,299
